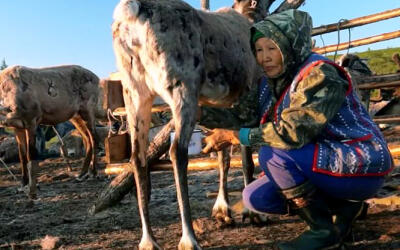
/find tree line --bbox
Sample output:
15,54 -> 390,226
0,58 -> 7,70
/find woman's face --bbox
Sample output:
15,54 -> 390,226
255,37 -> 284,78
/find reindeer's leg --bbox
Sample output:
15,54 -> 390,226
168,91 -> 201,250
25,127 -> 39,199
70,117 -> 92,180
212,147 -> 233,225
122,89 -> 161,250
14,128 -> 28,186
241,145 -> 255,187
78,109 -> 99,178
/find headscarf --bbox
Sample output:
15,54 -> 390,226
251,9 -> 313,95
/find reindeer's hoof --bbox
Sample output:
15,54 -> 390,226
18,184 -> 38,200
75,172 -> 89,182
17,184 -> 39,197
241,207 -> 270,226
138,236 -> 162,250
212,210 -> 234,226
178,236 -> 201,250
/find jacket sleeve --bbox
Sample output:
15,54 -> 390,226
198,85 -> 259,130
241,63 -> 349,149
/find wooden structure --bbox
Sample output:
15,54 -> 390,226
311,8 -> 400,127
312,8 -> 400,53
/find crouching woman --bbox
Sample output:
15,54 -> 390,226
202,9 -> 393,249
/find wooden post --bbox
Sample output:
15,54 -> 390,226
201,0 -> 209,10
312,8 -> 400,36
313,30 -> 400,54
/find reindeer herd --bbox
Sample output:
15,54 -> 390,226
0,0 -> 395,249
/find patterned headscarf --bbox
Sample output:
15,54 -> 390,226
251,9 -> 313,94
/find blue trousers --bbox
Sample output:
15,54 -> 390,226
242,144 -> 385,214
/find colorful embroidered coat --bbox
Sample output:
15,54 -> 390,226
255,53 -> 393,176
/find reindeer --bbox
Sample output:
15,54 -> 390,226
111,0 -> 304,248
0,65 -> 103,198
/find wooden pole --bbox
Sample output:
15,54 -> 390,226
312,30 -> 400,54
355,72 -> 400,90
356,72 -> 400,85
373,115 -> 400,124
105,154 -> 260,175
312,8 -> 400,36
358,80 -> 400,90
201,0 -> 209,10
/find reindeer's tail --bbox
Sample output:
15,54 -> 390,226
113,0 -> 140,22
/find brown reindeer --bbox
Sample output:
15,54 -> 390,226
111,0 -> 304,249
0,65 -> 103,198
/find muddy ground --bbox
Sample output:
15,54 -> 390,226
0,155 -> 399,249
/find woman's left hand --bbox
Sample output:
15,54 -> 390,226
201,129 -> 240,153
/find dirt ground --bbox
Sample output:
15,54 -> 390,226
0,155 -> 399,250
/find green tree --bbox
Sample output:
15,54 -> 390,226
0,58 -> 7,70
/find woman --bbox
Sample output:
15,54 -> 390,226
201,9 -> 393,249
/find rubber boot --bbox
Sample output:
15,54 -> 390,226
328,198 -> 365,242
277,181 -> 340,250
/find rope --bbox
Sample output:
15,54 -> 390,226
319,35 -> 326,55
333,19 -> 348,62
52,126 -> 64,148
346,27 -> 352,55
106,108 -> 128,137
51,126 -> 72,170
0,157 -> 18,182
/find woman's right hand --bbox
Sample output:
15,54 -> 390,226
201,129 -> 240,154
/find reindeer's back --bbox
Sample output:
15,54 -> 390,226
113,0 -> 259,107
0,65 -> 100,125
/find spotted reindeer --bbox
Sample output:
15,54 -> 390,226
0,65 -> 104,198
111,0 -> 304,248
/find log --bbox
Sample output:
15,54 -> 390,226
312,8 -> 400,36
105,154 -> 260,174
313,30 -> 400,54
88,170 -> 135,215
112,104 -> 170,116
388,144 -> 400,157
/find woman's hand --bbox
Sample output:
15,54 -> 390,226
201,129 -> 240,153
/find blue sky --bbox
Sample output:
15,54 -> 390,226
1,0 -> 399,79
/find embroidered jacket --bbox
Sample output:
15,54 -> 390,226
243,53 -> 393,176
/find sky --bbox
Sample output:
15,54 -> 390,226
1,0 -> 399,79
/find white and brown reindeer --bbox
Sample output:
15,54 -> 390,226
111,0 -> 304,249
0,65 -> 104,198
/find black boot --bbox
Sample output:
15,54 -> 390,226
327,198 -> 365,242
277,182 -> 340,250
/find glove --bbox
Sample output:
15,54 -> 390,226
201,129 -> 240,154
